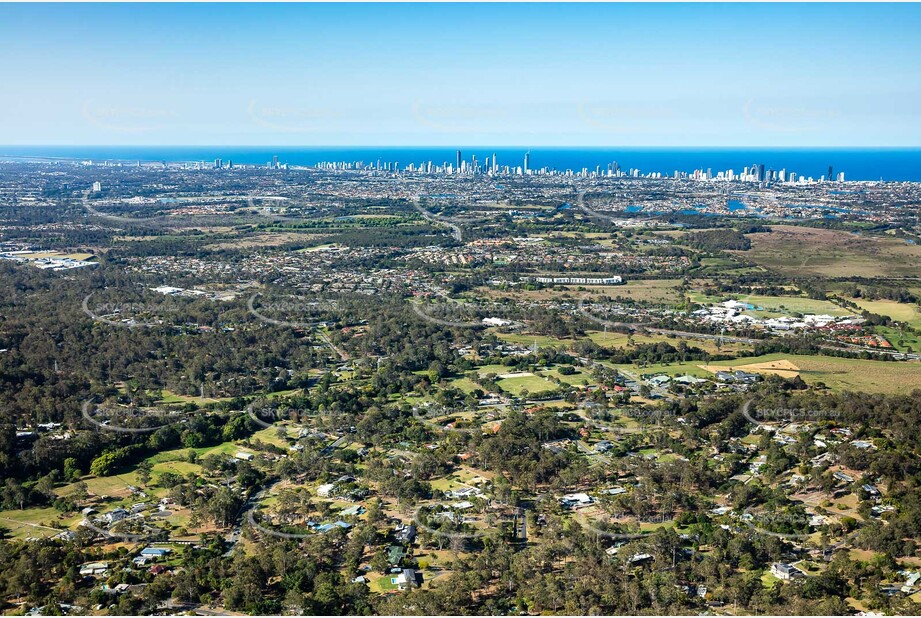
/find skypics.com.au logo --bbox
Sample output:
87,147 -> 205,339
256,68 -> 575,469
247,294 -> 340,329
82,291 -> 189,329
81,399 -> 190,434
741,398 -> 842,428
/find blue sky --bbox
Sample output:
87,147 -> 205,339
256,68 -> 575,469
0,3 -> 919,146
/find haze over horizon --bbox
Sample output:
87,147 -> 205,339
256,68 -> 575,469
1,3 -> 919,147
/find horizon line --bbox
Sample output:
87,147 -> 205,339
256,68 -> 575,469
3,145 -> 921,150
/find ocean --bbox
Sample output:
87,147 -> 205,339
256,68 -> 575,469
2,146 -> 920,182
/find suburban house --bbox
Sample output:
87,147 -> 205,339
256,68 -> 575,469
560,493 -> 593,509
770,563 -> 803,581
388,545 -> 406,566
395,568 -> 423,590
140,547 -> 172,559
79,562 -> 109,577
103,508 -> 129,524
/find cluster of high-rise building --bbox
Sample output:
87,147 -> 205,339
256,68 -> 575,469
313,152 -> 642,179
681,163 -> 844,184
310,152 -> 845,185
90,151 -> 847,185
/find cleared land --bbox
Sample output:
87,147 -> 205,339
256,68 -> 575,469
476,278 -> 683,304
611,353 -> 921,394
0,508 -> 82,540
497,330 -> 752,355
846,298 -> 921,328
698,359 -> 802,379
702,354 -> 921,394
739,226 -> 921,278
596,279 -> 684,304
13,251 -> 95,261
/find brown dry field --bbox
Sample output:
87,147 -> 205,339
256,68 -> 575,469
205,232 -> 326,250
698,359 -> 801,379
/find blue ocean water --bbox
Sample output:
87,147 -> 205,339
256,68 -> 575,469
1,146 -> 920,182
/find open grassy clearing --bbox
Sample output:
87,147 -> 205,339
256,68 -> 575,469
447,377 -> 482,394
56,473 -> 141,499
698,359 -> 802,379
497,374 -> 557,395
251,426 -> 294,448
846,298 -> 921,328
476,279 -> 683,304
695,256 -> 746,274
156,388 -> 231,405
150,460 -> 202,478
610,352 -> 921,394
539,367 -> 593,386
595,279 -> 684,304
476,363 -> 517,376
495,329 -> 751,356
14,251 -> 95,261
586,330 -> 753,355
740,225 -> 921,278
702,353 -> 921,394
204,231 -> 324,250
492,332 -> 574,348
0,508 -> 82,540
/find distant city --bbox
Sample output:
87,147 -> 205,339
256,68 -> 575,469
80,150 -> 846,185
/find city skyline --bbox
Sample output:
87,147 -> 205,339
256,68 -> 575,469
0,3 -> 919,147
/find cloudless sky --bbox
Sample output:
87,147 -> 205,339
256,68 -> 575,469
0,3 -> 919,146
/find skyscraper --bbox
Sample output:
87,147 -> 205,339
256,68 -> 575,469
524,151 -> 530,174
456,150 -> 462,171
